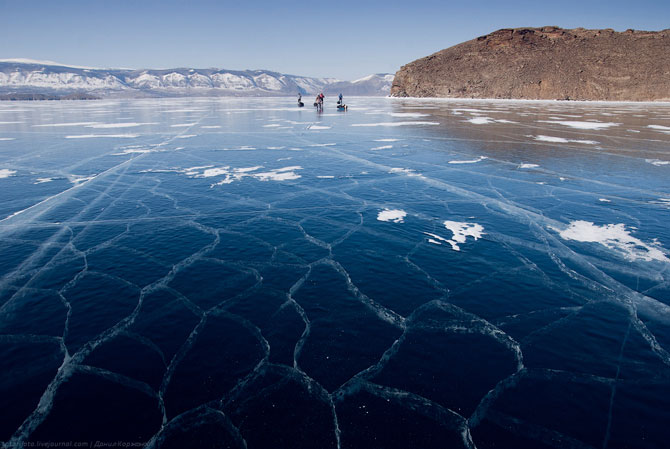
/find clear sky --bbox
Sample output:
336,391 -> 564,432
1,0 -> 668,80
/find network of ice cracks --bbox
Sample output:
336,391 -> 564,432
0,97 -> 670,449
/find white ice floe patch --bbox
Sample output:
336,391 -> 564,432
552,221 -> 668,262
599,198 -> 612,203
533,135 -> 599,145
0,137 -> 15,141
0,169 -> 17,179
440,221 -> 485,251
87,122 -> 155,129
449,156 -> 487,164
175,134 -> 197,139
65,134 -> 138,139
263,124 -> 281,128
34,177 -> 55,184
646,159 -> 670,166
170,123 -> 197,128
377,209 -> 407,223
308,125 -> 331,130
201,125 -> 221,129
316,175 -> 335,179
518,163 -> 539,169
352,121 -> 439,127
308,143 -> 336,147
538,120 -> 620,130
371,145 -> 393,150
374,138 -> 401,142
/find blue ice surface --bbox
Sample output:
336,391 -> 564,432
0,96 -> 670,448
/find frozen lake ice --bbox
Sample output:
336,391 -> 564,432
0,96 -> 669,448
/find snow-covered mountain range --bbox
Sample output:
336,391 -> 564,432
0,59 -> 394,98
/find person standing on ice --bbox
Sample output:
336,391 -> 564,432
338,93 -> 343,104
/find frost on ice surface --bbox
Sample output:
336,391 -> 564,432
377,209 -> 407,223
0,168 -> 17,178
552,221 -> 668,262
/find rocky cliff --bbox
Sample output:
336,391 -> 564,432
391,26 -> 670,101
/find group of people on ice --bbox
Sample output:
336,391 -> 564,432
297,93 -> 347,111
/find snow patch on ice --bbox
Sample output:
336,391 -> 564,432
374,138 -> 401,142
352,121 -> 439,127
309,125 -> 331,130
538,120 -> 620,130
377,209 -> 407,223
371,145 -> 393,150
0,137 -> 15,141
87,122 -> 155,129
0,169 -> 17,178
389,167 -> 422,177
518,163 -> 539,169
449,156 -> 487,164
201,125 -> 221,129
33,122 -> 99,127
552,220 -> 668,262
442,221 -> 485,251
533,135 -> 599,145
648,125 -> 670,133
65,134 -> 138,139
646,159 -> 670,166
34,177 -> 55,184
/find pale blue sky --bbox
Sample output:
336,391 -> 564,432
1,0 -> 668,80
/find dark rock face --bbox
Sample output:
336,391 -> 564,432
391,26 -> 670,101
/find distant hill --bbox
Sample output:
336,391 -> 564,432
0,59 -> 393,98
390,26 -> 670,101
